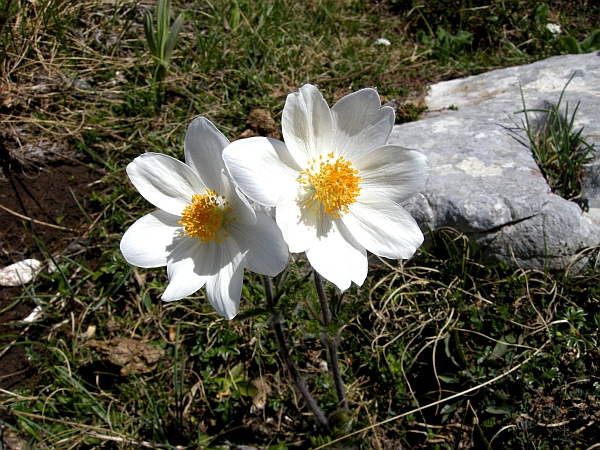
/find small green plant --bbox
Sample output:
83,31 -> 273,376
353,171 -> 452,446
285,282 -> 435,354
518,76 -> 595,201
554,307 -> 598,351
143,0 -> 184,83
559,29 -> 600,54
416,26 -> 472,65
227,0 -> 242,30
533,3 -> 549,31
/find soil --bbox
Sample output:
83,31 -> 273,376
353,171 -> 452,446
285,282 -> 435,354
0,160 -> 102,392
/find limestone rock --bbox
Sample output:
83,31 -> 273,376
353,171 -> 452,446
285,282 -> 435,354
390,52 -> 600,272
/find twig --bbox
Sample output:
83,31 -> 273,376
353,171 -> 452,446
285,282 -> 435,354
0,203 -> 76,231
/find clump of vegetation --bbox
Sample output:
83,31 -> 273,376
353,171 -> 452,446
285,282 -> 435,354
416,26 -> 473,65
143,0 -> 184,82
518,77 -> 596,201
395,0 -> 600,67
559,29 -> 600,54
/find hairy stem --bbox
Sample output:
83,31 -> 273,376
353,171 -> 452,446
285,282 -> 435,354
313,271 -> 348,411
263,276 -> 331,432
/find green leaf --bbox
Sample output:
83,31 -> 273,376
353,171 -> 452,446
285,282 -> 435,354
143,10 -> 157,57
237,380 -> 259,397
229,362 -> 244,379
156,0 -> 170,56
268,445 -> 288,450
534,3 -> 549,28
164,12 -> 184,62
559,35 -> 581,54
18,417 -> 38,437
143,294 -> 152,311
490,333 -> 515,360
580,29 -> 600,53
438,374 -> 459,384
485,405 -> 512,415
453,30 -> 473,46
198,434 -> 215,446
474,423 -> 493,449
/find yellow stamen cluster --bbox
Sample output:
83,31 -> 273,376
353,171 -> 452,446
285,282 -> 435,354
299,152 -> 361,219
179,190 -> 235,242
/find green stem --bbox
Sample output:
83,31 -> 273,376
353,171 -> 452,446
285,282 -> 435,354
313,271 -> 348,411
263,276 -> 331,433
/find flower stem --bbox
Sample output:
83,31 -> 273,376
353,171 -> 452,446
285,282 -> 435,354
313,271 -> 349,411
263,276 -> 331,433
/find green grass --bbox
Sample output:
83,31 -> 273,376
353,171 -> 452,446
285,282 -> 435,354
1,0 -> 600,448
518,76 -> 596,202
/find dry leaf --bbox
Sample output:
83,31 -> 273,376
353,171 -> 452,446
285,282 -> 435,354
235,109 -> 281,140
86,338 -> 165,376
80,325 -> 96,340
250,378 -> 271,413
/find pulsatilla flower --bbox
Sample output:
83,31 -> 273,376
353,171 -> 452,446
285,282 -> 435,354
120,117 -> 288,319
223,84 -> 430,290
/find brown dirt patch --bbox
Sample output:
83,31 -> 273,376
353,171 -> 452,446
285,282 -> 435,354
0,160 -> 103,392
0,287 -> 33,392
0,162 -> 100,262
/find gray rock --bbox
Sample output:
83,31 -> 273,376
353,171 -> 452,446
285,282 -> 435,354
390,52 -> 600,272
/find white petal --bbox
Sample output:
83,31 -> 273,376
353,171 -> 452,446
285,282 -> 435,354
276,187 -> 320,253
232,186 -> 258,226
355,145 -> 430,203
127,153 -> 206,216
205,237 -> 246,320
163,239 -> 214,301
232,212 -> 289,276
223,137 -> 300,207
184,117 -> 230,190
331,88 -> 395,160
282,84 -> 333,164
217,171 -> 257,226
305,219 -> 367,291
120,210 -> 183,268
343,193 -> 424,259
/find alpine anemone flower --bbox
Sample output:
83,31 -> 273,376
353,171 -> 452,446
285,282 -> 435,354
120,117 -> 288,319
223,85 -> 429,290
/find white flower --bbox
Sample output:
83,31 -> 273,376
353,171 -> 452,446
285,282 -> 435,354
374,38 -> 391,46
223,85 -> 430,291
120,117 -> 289,319
546,23 -> 561,37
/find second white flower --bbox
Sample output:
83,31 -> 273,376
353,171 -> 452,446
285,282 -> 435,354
223,85 -> 430,290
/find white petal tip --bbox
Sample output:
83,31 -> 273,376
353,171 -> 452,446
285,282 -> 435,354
160,293 -> 183,302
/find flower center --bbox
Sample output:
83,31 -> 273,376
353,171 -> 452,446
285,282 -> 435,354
179,190 -> 235,242
299,152 -> 361,219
